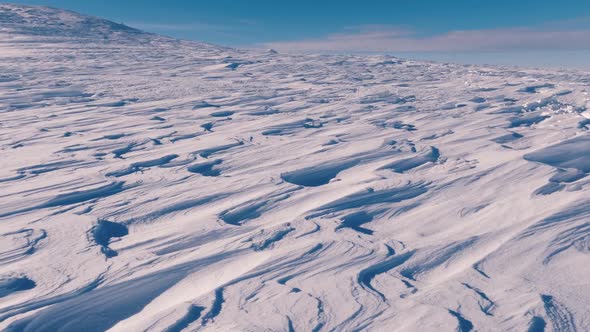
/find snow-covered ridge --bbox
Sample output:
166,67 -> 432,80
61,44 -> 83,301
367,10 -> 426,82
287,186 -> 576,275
1,4 -> 590,332
0,3 -> 152,41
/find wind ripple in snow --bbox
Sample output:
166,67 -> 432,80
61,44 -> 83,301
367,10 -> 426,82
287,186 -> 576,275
1,4 -> 590,331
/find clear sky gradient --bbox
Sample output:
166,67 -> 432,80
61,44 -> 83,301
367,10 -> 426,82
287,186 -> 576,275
13,0 -> 590,68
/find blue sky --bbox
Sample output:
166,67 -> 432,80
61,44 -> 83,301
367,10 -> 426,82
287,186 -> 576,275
14,0 -> 590,67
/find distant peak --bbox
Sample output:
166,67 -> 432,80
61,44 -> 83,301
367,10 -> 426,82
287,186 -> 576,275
0,3 -> 150,41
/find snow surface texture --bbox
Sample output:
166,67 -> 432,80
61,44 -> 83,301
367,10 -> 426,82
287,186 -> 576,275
2,3 -> 590,332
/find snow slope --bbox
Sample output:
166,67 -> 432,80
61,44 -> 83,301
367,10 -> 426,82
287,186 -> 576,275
1,3 -> 590,331
0,3 -> 151,41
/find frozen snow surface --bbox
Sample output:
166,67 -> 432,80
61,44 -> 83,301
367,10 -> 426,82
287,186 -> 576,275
2,3 -> 590,332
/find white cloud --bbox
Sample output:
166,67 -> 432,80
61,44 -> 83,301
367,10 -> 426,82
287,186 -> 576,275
263,25 -> 590,53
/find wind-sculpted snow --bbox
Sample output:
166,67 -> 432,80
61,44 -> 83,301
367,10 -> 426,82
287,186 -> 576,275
524,136 -> 590,172
1,4 -> 590,331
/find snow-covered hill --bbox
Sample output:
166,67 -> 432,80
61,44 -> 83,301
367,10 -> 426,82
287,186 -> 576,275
0,3 -> 152,42
1,4 -> 590,332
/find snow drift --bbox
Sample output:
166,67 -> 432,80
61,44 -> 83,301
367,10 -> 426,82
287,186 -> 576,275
1,3 -> 590,331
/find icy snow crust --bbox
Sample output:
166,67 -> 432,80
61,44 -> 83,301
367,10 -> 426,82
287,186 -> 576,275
1,4 -> 590,332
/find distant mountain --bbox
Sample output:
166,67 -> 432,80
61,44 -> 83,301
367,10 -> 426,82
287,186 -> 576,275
0,3 -> 153,41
